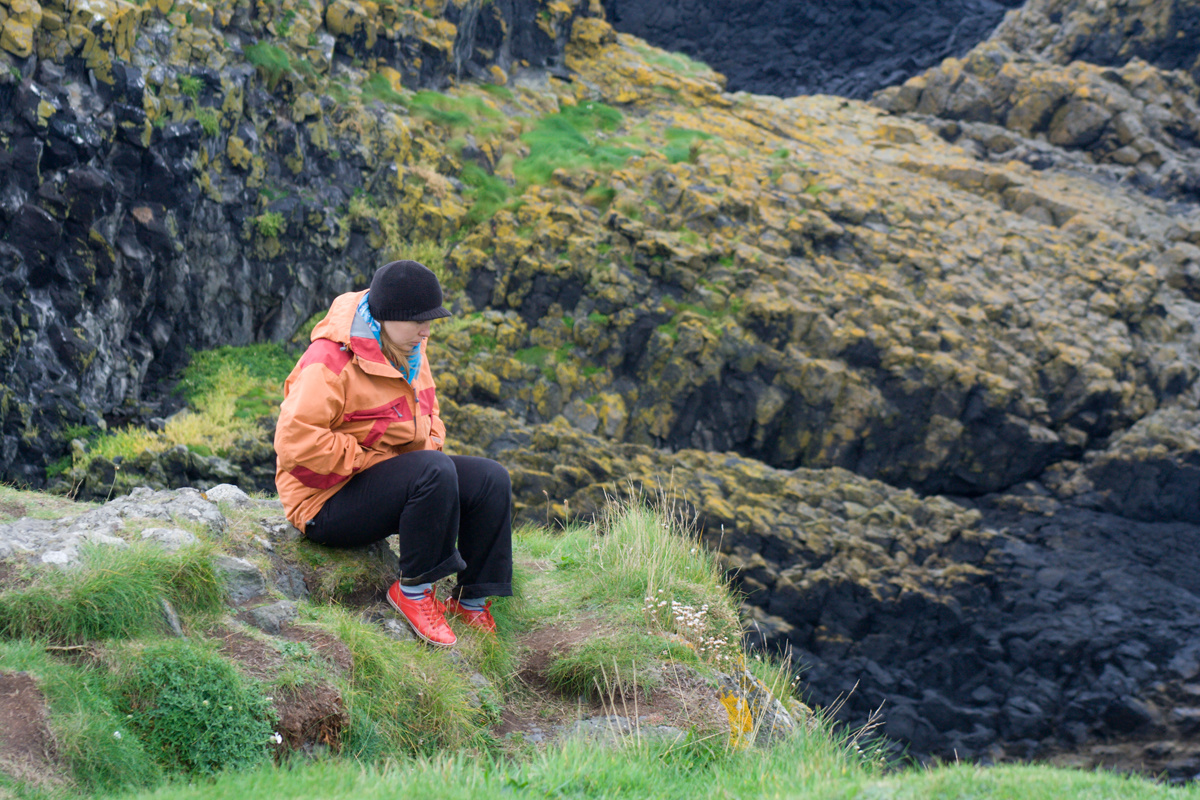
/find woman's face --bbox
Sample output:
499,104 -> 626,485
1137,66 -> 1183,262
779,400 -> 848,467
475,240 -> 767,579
380,319 -> 431,354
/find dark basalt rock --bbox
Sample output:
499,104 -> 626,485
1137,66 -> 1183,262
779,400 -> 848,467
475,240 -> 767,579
0,0 -> 597,485
748,486 -> 1200,777
601,0 -> 1024,99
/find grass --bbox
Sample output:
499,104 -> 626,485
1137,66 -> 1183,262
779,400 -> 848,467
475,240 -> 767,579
409,90 -> 502,131
114,639 -> 275,776
244,42 -> 308,91
361,72 -> 406,105
85,727 -> 1200,800
2,499 -> 1198,799
253,211 -> 286,238
0,542 -> 222,643
663,127 -> 716,164
514,102 -> 639,187
628,42 -> 715,80
513,345 -> 576,381
52,343 -> 296,482
345,196 -> 451,285
460,162 -> 513,226
300,603 -> 493,760
0,641 -> 164,795
194,106 -> 220,136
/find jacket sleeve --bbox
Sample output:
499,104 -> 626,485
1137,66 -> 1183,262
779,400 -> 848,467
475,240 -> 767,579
427,409 -> 446,451
275,362 -> 365,485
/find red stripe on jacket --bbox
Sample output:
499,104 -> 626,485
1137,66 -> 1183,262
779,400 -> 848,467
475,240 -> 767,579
298,339 -> 352,374
418,386 -> 436,413
289,465 -> 350,490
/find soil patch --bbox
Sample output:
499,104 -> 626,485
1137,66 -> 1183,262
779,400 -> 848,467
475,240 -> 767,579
0,500 -> 27,522
273,683 -> 349,753
518,619 -> 608,689
211,624 -> 350,752
279,622 -> 355,675
497,620 -> 729,746
0,671 -> 65,789
212,626 -> 282,680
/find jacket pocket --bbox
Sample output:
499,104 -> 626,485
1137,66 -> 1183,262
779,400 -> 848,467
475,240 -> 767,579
342,397 -> 414,447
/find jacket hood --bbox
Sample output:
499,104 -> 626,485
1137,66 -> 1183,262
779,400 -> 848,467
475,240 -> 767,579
309,290 -> 389,366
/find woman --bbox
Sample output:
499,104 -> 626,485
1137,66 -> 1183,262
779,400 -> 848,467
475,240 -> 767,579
274,260 -> 512,646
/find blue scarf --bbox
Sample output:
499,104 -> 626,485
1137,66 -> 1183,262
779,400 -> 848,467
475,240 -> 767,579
357,293 -> 422,384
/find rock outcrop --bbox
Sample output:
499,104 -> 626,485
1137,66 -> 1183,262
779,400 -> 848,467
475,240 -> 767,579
0,0 -> 603,485
600,0 -> 1026,99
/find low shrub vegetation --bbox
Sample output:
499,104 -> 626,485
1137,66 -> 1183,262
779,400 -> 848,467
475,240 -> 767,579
115,640 -> 276,776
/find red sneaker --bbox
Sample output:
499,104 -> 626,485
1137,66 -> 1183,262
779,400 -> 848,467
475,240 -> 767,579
445,597 -> 497,633
387,582 -> 456,646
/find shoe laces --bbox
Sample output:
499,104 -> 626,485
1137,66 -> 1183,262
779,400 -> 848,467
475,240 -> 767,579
416,589 -> 449,628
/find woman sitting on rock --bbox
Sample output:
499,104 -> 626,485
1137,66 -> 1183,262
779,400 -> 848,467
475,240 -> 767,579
273,260 -> 512,647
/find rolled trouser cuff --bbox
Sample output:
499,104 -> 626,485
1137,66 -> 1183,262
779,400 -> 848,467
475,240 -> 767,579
453,582 -> 513,600
399,550 -> 467,586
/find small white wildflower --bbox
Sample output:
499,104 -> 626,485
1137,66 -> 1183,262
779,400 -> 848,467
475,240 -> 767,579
272,732 -> 283,745
113,730 -> 122,740
201,700 -> 209,706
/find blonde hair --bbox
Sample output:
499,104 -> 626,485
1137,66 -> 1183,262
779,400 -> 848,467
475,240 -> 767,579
379,327 -> 415,367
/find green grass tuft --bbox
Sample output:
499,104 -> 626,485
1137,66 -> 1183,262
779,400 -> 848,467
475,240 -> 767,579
409,90 -> 501,130
460,163 -> 513,226
515,102 -> 639,187
194,106 -> 220,136
245,42 -> 295,90
361,72 -> 406,105
177,74 -> 203,99
544,632 -> 693,700
0,543 -> 222,643
302,604 -> 491,759
663,127 -> 716,164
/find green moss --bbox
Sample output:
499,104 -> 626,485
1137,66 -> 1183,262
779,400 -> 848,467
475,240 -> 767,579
178,74 -> 202,100
663,126 -> 716,164
587,311 -> 610,325
194,107 -> 220,136
253,211 -> 286,238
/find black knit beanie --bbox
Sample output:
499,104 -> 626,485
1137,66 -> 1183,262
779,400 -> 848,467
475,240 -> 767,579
367,260 -> 452,322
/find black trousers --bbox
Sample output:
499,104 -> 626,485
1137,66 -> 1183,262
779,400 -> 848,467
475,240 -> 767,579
305,451 -> 513,599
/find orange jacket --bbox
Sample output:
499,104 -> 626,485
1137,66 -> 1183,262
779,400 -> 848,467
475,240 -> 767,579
274,290 -> 446,533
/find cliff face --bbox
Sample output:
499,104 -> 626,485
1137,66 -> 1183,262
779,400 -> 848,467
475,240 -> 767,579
0,0 -> 601,485
4,0 -> 1200,777
600,0 -> 1026,100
